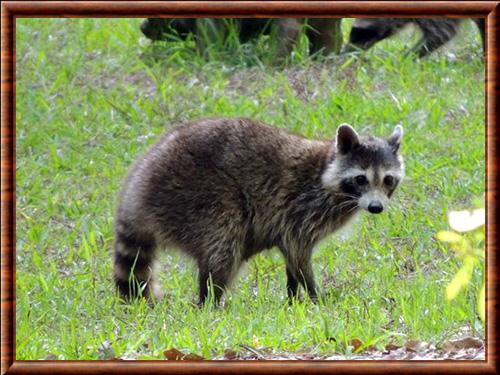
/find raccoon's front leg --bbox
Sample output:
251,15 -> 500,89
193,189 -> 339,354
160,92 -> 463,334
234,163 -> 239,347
285,266 -> 299,300
307,19 -> 343,56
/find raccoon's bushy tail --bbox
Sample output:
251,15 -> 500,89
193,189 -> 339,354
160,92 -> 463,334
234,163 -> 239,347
113,220 -> 158,300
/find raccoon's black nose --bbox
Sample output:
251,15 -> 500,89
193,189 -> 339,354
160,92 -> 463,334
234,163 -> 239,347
368,201 -> 384,214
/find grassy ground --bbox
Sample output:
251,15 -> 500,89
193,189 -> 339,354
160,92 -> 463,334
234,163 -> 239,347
15,18 -> 485,360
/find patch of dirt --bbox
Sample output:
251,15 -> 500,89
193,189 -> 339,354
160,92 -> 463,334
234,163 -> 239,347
210,337 -> 485,360
111,336 -> 485,361
224,57 -> 359,104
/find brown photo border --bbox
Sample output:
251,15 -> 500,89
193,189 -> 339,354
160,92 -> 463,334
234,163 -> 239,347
1,1 -> 498,374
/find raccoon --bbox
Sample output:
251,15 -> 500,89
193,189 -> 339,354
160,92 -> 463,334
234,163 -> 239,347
113,118 -> 404,304
140,18 -> 343,58
140,18 -> 270,43
346,18 -> 485,58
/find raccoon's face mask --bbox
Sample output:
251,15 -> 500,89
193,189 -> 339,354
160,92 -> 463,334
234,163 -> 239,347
321,124 -> 405,214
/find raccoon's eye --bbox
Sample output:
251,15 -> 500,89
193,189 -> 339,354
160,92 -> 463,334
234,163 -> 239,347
355,175 -> 368,185
384,175 -> 395,187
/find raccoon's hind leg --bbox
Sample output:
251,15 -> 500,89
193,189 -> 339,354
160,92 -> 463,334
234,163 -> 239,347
197,240 -> 243,305
282,248 -> 318,303
274,19 -> 301,62
113,221 -> 160,301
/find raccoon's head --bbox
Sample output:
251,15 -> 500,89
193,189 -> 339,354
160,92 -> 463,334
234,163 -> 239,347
322,124 -> 404,214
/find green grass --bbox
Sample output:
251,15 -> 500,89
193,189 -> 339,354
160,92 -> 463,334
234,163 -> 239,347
15,18 -> 485,359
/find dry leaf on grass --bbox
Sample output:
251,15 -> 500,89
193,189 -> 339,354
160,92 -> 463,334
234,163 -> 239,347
163,348 -> 205,361
384,343 -> 402,352
163,348 -> 184,360
404,340 -> 429,353
350,339 -> 363,352
223,349 -> 239,360
442,337 -> 483,353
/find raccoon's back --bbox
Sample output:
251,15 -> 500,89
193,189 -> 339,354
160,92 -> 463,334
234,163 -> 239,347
118,118 -> 325,238
143,118 -> 300,193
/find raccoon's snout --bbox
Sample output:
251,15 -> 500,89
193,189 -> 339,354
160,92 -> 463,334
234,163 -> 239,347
367,201 -> 384,214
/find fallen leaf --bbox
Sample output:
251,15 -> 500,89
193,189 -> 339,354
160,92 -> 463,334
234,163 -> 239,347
350,338 -> 363,352
163,348 -> 205,361
224,349 -> 239,360
385,343 -> 401,351
164,348 -> 184,360
404,340 -> 428,353
182,352 -> 205,361
442,337 -> 483,353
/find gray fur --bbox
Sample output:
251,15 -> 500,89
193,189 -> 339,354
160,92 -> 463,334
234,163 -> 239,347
113,118 -> 404,304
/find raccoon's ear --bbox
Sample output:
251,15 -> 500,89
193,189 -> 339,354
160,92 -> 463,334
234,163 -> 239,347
335,123 -> 359,155
388,125 -> 403,153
